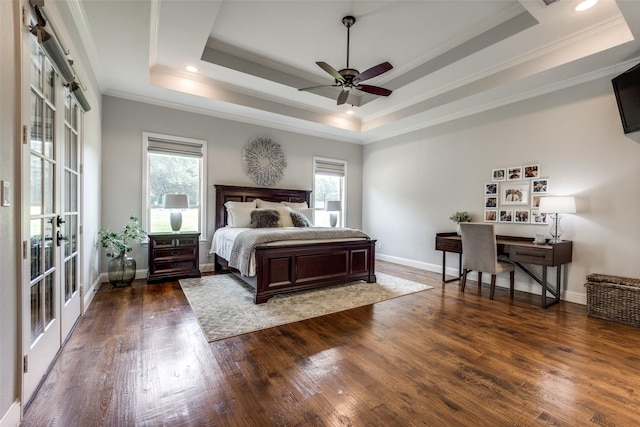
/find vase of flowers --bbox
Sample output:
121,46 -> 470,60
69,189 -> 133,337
99,215 -> 146,287
449,211 -> 472,235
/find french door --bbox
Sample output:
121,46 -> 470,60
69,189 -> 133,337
22,27 -> 82,401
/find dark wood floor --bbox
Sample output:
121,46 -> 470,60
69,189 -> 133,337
23,261 -> 640,426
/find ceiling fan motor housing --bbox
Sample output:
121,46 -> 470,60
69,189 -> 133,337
338,68 -> 359,86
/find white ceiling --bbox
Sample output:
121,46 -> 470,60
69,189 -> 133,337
64,0 -> 640,144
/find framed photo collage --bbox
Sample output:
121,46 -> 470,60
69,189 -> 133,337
484,164 -> 549,224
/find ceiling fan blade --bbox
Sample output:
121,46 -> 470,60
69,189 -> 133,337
354,62 -> 393,83
316,62 -> 344,82
298,84 -> 340,92
337,90 -> 350,105
356,85 -> 392,96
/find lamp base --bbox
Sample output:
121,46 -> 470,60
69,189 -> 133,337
170,211 -> 183,232
329,212 -> 338,227
549,214 -> 563,244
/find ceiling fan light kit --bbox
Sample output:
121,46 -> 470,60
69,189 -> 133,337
299,15 -> 393,105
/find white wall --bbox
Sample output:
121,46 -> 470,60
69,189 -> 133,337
101,96 -> 363,273
363,76 -> 640,304
0,1 -> 21,424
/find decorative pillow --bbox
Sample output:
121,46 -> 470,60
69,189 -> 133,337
255,198 -> 283,209
295,208 -> 314,224
224,200 -> 256,209
290,211 -> 313,227
226,207 -> 254,227
272,206 -> 294,227
251,209 -> 280,228
283,201 -> 308,209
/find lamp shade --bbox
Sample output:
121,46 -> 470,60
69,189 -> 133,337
164,194 -> 189,209
325,200 -> 342,212
538,196 -> 576,214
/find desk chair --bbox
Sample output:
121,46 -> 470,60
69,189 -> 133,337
459,223 -> 515,300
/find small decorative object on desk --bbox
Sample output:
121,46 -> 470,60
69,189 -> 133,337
449,211 -> 472,235
99,215 -> 146,287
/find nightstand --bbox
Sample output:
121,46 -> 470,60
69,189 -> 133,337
147,232 -> 201,283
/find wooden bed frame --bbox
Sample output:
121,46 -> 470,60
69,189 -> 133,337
214,184 -> 377,303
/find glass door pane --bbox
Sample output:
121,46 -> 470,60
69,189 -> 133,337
29,50 -> 57,344
62,92 -> 80,302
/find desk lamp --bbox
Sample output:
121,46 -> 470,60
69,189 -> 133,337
164,194 -> 189,232
538,196 -> 576,243
325,200 -> 342,227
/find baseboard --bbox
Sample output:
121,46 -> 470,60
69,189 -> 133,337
0,400 -> 21,427
199,262 -> 215,273
376,253 -> 586,305
376,253 -> 442,275
83,276 -> 102,311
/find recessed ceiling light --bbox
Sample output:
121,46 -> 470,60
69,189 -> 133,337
346,110 -> 354,115
575,0 -> 597,12
185,65 -> 198,73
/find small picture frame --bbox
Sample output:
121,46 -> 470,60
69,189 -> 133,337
507,166 -> 523,181
514,209 -> 530,223
524,164 -> 540,179
532,179 -> 549,194
492,168 -> 506,182
531,210 -> 549,224
531,194 -> 542,209
499,209 -> 513,223
500,183 -> 529,205
484,210 -> 498,222
484,196 -> 498,208
485,183 -> 497,195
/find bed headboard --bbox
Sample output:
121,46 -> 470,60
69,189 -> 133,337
214,184 -> 312,230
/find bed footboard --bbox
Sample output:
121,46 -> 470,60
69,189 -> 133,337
253,239 -> 376,304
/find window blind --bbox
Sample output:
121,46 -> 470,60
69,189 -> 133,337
315,159 -> 345,177
147,137 -> 204,158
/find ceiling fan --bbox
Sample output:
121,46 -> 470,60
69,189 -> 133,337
299,16 -> 393,105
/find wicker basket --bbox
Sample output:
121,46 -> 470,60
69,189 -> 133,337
585,273 -> 640,327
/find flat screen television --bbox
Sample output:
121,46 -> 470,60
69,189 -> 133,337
612,62 -> 640,134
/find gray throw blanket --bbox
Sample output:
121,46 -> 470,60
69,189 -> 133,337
229,227 -> 370,276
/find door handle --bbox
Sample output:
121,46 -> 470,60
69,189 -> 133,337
57,215 -> 66,227
56,230 -> 68,246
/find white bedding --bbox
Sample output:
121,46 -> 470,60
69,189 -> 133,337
210,226 -> 367,276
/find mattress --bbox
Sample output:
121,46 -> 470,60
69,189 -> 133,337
210,227 -> 368,276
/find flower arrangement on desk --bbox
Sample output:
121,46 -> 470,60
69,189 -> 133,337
449,211 -> 472,236
449,211 -> 472,224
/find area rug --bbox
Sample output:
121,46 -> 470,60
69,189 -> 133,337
179,272 -> 432,342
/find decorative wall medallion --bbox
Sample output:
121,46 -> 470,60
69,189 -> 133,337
242,137 -> 287,186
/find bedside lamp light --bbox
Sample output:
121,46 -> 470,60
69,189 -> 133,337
538,196 -> 576,243
164,194 -> 189,232
325,200 -> 342,227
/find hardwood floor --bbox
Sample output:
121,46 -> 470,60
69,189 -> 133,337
23,261 -> 640,426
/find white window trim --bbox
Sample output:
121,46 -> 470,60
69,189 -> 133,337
142,132 -> 207,238
313,156 -> 347,227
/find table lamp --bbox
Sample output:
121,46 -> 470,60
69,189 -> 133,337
538,196 -> 576,243
164,194 -> 189,232
325,200 -> 342,227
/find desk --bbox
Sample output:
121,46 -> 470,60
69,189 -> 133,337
435,232 -> 572,308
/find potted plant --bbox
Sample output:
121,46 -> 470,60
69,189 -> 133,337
99,215 -> 146,287
449,211 -> 472,235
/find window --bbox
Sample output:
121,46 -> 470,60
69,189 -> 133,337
313,157 -> 346,227
142,133 -> 206,234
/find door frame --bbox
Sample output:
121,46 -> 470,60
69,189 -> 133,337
19,2 -> 84,406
